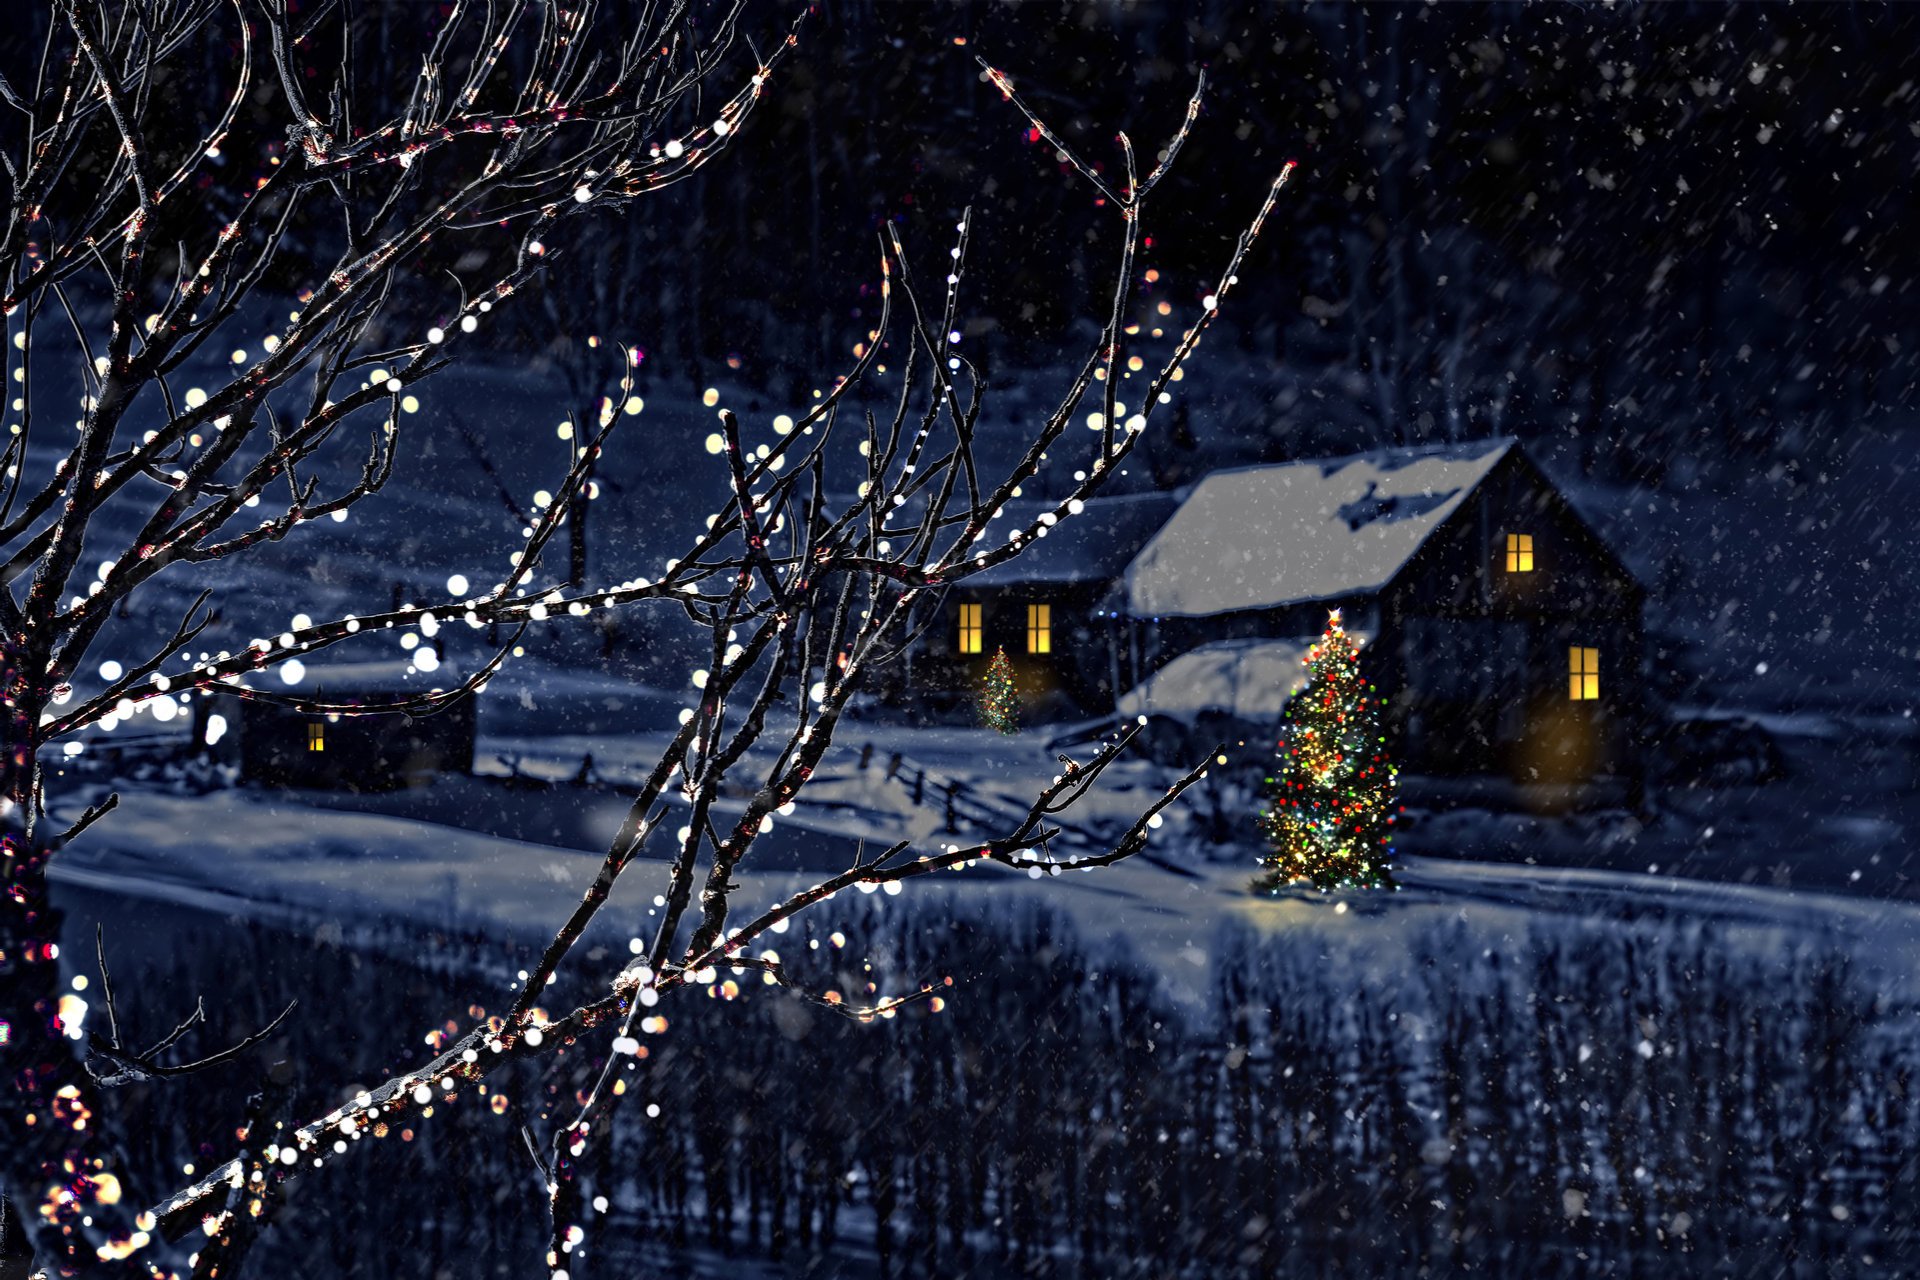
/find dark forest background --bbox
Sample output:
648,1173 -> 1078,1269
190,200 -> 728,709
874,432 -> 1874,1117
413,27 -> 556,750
12,0 -> 1908,480
516,0 -> 1918,489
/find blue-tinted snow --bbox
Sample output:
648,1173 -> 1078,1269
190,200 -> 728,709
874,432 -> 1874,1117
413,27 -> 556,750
1115,631 -> 1373,721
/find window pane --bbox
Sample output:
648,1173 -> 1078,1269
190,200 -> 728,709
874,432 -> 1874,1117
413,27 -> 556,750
959,604 -> 982,655
1028,603 -> 1051,655
1568,647 -> 1599,700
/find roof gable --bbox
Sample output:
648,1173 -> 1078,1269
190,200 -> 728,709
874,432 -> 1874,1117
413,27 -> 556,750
1123,439 -> 1514,617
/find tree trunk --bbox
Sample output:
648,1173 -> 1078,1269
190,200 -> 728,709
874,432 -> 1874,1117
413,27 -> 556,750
1,632 -> 76,1273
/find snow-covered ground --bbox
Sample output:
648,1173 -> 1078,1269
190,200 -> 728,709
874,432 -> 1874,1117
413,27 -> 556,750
48,686 -> 1920,1014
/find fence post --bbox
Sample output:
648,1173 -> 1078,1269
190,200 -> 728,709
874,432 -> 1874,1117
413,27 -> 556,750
886,752 -> 902,781
945,783 -> 959,834
859,742 -> 874,772
912,769 -> 924,806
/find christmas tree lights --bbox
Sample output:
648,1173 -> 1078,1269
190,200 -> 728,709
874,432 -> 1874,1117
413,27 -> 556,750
979,646 -> 1019,735
1254,610 -> 1398,893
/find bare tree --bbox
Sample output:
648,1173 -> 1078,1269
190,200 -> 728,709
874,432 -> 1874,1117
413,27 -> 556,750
151,71 -> 1289,1279
0,0 -> 788,1268
1,5 -> 1291,1275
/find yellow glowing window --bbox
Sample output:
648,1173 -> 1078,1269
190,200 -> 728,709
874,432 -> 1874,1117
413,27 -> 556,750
1568,647 -> 1600,701
958,603 -> 983,655
308,722 -> 326,752
1027,604 -> 1052,654
1505,533 -> 1535,573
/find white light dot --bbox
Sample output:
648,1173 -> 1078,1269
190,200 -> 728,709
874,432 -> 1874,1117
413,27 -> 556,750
460,315 -> 478,333
704,433 -> 724,455
279,659 -> 305,686
712,119 -> 731,136
447,574 -> 469,596
98,660 -> 123,682
664,139 -> 685,159
427,327 -> 445,344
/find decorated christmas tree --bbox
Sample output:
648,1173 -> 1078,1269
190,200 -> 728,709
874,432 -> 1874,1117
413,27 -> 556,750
1254,610 -> 1398,892
979,646 -> 1019,735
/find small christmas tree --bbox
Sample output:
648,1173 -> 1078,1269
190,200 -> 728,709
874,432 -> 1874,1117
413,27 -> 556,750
979,646 -> 1019,735
1254,609 -> 1398,892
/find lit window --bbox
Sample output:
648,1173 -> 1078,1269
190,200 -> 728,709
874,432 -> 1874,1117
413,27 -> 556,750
1027,604 -> 1052,654
1568,647 -> 1599,701
308,722 -> 326,752
958,603 -> 983,655
1505,533 -> 1534,573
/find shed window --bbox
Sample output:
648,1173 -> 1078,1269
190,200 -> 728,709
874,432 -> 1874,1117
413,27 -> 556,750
308,722 -> 326,752
958,603 -> 983,655
1568,647 -> 1600,701
1027,604 -> 1052,655
1505,533 -> 1535,573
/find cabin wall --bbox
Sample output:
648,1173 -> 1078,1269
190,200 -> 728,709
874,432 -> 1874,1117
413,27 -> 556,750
890,584 -> 1119,721
1381,453 -> 1645,785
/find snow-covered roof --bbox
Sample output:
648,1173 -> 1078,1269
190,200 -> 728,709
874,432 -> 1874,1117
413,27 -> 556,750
1116,633 -> 1373,722
281,658 -> 464,695
1122,439 -> 1514,617
966,491 -> 1180,588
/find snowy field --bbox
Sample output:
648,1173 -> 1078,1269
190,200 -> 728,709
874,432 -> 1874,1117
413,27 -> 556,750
48,676 -> 1920,1016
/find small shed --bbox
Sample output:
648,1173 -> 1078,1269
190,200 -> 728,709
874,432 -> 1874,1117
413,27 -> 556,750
195,660 -> 476,791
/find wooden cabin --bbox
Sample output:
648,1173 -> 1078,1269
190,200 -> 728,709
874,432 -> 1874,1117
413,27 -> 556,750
193,659 -> 476,790
1117,439 -> 1644,786
902,439 -> 1645,788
